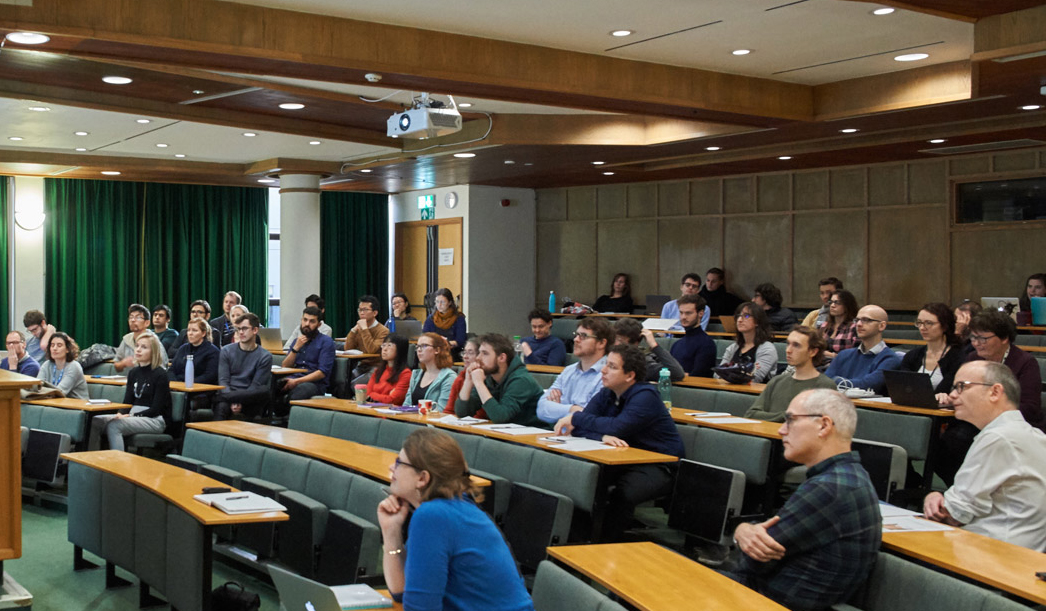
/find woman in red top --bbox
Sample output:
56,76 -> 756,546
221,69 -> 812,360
366,334 -> 412,405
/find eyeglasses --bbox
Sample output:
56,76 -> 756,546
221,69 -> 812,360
190,309 -> 207,316
969,334 -> 996,344
416,343 -> 435,350
26,325 -> 41,334
682,282 -> 701,289
234,325 -> 252,333
462,349 -> 477,357
573,331 -> 595,340
855,317 -> 883,325
128,316 -> 146,321
736,313 -> 752,320
828,299 -> 843,306
950,381 -> 993,394
357,308 -> 373,313
913,320 -> 939,328
782,413 -> 823,427
393,457 -> 416,471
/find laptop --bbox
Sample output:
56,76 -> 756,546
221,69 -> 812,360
268,565 -> 392,610
258,327 -> 285,352
644,294 -> 672,315
980,297 -> 1018,316
718,315 -> 738,333
390,319 -> 423,340
882,369 -> 939,409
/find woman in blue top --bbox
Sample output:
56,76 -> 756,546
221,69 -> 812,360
422,288 -> 466,356
378,429 -> 533,611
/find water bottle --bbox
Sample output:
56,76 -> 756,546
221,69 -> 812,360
548,290 -> 556,312
185,353 -> 195,389
658,368 -> 672,410
513,335 -> 523,361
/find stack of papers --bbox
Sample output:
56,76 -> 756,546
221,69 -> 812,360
86,399 -> 111,405
538,436 -> 614,452
473,423 -> 552,436
879,502 -> 954,532
432,415 -> 489,425
193,491 -> 286,514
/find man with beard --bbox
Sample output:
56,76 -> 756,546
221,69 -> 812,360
277,306 -> 335,409
454,333 -> 544,428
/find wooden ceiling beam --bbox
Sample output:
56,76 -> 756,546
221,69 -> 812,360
814,61 -> 972,121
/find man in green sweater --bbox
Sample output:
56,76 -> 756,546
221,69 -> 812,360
746,326 -> 836,422
455,333 -> 546,428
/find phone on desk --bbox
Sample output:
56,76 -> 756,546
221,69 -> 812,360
202,487 -> 231,494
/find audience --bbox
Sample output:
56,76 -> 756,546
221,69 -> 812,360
700,267 -> 743,317
90,334 -> 171,451
728,389 -> 881,611
150,304 -> 178,355
1016,272 -> 1046,325
520,309 -> 566,366
343,294 -> 391,382
669,294 -> 716,377
746,327 -> 835,422
819,289 -> 859,360
277,306 -> 336,409
377,428 -> 533,610
662,272 -> 711,331
753,283 -> 797,332
535,317 -> 610,424
924,362 -> 1046,551
2,330 -> 40,377
824,305 -> 900,394
593,272 -> 634,314
554,345 -> 684,542
167,318 -> 220,384
171,300 -> 220,350
386,293 -> 417,331
450,338 -> 483,417
37,332 -> 89,399
210,290 -> 242,346
718,302 -> 778,383
612,318 -> 685,382
405,333 -> 456,411
365,334 -> 412,406
455,333 -> 544,427
215,313 -> 273,420
283,294 -> 333,348
115,304 -> 167,372
22,309 -> 55,363
423,288 -> 467,355
801,277 -> 843,329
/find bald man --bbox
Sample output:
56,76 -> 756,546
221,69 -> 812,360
824,305 -> 900,394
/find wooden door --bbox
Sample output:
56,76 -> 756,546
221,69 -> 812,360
395,218 -> 463,316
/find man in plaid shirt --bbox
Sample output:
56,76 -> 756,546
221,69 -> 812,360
727,389 -> 881,610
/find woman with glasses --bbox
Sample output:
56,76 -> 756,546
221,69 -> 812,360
897,303 -> 962,400
717,302 -> 777,383
89,334 -> 171,452
818,290 -> 859,361
36,332 -> 89,399
365,335 -> 413,405
387,293 -> 417,324
593,272 -> 634,314
378,428 -> 533,610
422,288 -> 466,357
168,318 -> 221,385
449,338 -> 483,416
405,332 -> 456,410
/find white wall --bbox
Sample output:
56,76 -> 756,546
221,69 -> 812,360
11,176 -> 46,331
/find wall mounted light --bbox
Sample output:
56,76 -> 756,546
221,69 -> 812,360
15,211 -> 46,231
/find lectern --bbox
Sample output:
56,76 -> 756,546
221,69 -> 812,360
0,370 -> 38,567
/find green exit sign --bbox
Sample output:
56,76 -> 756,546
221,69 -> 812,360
418,194 -> 435,219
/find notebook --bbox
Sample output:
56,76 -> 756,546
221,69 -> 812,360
192,491 -> 286,514
269,564 -> 393,610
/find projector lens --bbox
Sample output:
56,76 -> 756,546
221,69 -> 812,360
399,114 -> 411,131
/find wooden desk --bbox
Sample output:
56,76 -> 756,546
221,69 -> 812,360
27,397 -> 131,450
187,420 -> 490,488
272,367 -> 308,376
548,542 -> 787,611
87,377 -> 225,393
1,370 -> 42,563
670,407 -> 783,440
270,350 -> 379,360
882,528 -> 1046,605
552,312 -> 657,319
527,364 -> 564,374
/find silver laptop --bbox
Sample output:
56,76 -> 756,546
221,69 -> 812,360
980,297 -> 1018,314
268,564 -> 392,610
391,319 -> 423,340
258,327 -> 285,352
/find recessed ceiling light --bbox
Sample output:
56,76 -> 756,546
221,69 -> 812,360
524,162 -> 533,166
193,90 -> 205,95
360,169 -> 372,173
504,160 -> 515,165
74,131 -> 89,136
840,128 -> 859,133
453,153 -> 476,158
592,161 -> 605,165
279,103 -> 305,110
136,119 -> 151,124
610,30 -> 633,37
5,32 -> 50,45
242,132 -> 257,137
75,147 -> 87,152
894,53 -> 929,62
174,154 -> 186,158
1021,104 -> 1042,111
102,76 -> 133,85
8,137 -> 23,141
872,7 -> 895,15
732,49 -> 751,56
156,143 -> 168,148
705,146 -> 721,151
603,171 -> 615,176
458,102 -> 473,108
778,156 -> 792,160
928,138 -> 946,144
101,171 -> 121,176
258,178 -> 275,184
27,106 -> 50,112
309,140 -> 322,145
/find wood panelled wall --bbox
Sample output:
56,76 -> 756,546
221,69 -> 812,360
536,148 -> 1046,311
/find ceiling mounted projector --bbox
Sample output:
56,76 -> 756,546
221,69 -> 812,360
387,93 -> 462,139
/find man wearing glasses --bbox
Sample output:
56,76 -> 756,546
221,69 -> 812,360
660,273 -> 711,331
114,303 -> 168,372
729,389 -> 880,610
22,309 -> 55,363
1,331 -> 40,376
536,317 -> 611,423
343,295 -> 390,382
823,304 -> 900,394
215,312 -> 274,420
923,362 -> 1046,551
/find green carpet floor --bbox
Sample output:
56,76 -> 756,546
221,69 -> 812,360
7,501 -> 282,611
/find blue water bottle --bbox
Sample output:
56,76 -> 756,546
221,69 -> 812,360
548,290 -> 556,312
185,354 -> 195,389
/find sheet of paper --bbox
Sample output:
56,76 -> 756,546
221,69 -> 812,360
860,396 -> 893,403
878,502 -> 920,518
882,516 -> 954,532
473,423 -> 551,435
538,436 -> 613,451
374,408 -> 399,414
642,317 -> 678,331
434,415 -> 489,425
697,417 -> 761,424
338,349 -> 364,356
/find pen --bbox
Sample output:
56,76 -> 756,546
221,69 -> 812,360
224,495 -> 248,501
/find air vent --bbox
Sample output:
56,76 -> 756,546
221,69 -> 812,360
921,139 -> 1046,155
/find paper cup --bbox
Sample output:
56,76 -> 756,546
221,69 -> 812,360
354,384 -> 367,403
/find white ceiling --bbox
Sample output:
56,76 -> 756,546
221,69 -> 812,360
223,0 -> 973,85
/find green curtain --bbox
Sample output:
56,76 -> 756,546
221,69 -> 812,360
139,183 -> 268,328
320,191 -> 389,336
44,179 -> 142,347
0,177 -> 8,332
44,178 -> 268,347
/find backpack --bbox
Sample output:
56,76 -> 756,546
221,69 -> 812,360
77,343 -> 117,370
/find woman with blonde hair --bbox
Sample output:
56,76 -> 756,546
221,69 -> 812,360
89,333 -> 171,452
377,428 -> 532,610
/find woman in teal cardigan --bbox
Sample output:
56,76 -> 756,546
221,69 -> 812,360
405,332 -> 457,411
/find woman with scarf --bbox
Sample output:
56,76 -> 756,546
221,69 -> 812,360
422,288 -> 466,359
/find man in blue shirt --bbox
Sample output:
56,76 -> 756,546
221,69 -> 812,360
521,309 -> 566,366
669,294 -> 717,378
277,306 -> 336,411
536,317 -> 610,423
555,344 -> 684,541
660,272 -> 711,331
824,304 -> 900,394
22,309 -> 54,363
2,331 -> 40,377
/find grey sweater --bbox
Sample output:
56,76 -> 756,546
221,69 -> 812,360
37,360 -> 89,400
218,343 -> 273,393
744,373 -> 836,422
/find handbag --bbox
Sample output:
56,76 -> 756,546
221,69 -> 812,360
210,581 -> 260,611
712,362 -> 754,385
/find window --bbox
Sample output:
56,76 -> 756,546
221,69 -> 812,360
955,176 -> 1046,224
